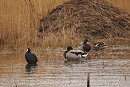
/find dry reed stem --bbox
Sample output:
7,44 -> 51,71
37,27 -> 82,49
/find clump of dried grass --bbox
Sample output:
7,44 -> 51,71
37,27 -> 82,49
39,0 -> 130,40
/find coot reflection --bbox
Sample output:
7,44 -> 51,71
25,64 -> 38,73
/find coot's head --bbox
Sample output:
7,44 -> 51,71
26,48 -> 31,53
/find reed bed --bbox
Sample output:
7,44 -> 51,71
0,0 -> 130,51
37,27 -> 82,50
0,0 -> 69,50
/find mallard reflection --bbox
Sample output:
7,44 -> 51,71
64,59 -> 87,66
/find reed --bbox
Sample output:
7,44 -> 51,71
0,0 -> 69,50
0,0 -> 130,50
37,27 -> 82,49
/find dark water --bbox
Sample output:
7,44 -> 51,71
0,46 -> 130,87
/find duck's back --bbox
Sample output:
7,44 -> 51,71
65,50 -> 86,60
25,53 -> 38,64
66,52 -> 80,60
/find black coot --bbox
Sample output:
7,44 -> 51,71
25,48 -> 38,64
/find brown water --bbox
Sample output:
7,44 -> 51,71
0,46 -> 130,87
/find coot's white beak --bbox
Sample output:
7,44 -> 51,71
26,48 -> 28,52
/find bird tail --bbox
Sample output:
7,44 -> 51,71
104,45 -> 108,48
81,53 -> 88,58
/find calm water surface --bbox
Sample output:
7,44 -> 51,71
0,46 -> 130,87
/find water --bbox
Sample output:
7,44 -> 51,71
0,46 -> 130,87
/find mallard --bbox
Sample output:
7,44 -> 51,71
25,48 -> 38,64
77,38 -> 91,52
63,46 -> 88,60
93,42 -> 108,50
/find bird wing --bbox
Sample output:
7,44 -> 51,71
69,50 -> 84,53
25,53 -> 38,62
65,50 -> 88,60
69,50 -> 85,56
66,52 -> 81,59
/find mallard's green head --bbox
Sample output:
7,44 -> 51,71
84,38 -> 89,44
67,46 -> 73,51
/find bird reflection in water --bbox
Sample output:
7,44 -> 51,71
25,64 -> 38,74
64,59 -> 87,66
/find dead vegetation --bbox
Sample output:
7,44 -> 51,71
0,0 -> 69,49
0,0 -> 130,50
39,0 -> 130,39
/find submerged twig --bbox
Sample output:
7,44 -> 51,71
14,80 -> 17,87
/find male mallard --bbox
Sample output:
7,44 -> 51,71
63,46 -> 88,60
25,48 -> 38,64
93,42 -> 108,50
77,38 -> 91,52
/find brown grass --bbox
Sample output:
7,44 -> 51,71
0,0 -> 130,50
37,27 -> 82,49
0,0 -> 69,50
